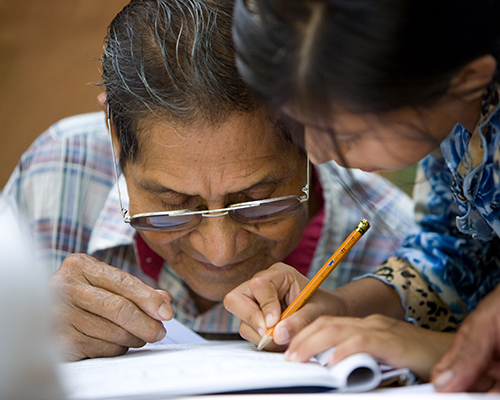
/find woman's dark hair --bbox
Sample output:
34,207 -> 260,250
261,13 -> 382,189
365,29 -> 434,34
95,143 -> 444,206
233,0 -> 500,121
234,0 -> 500,233
101,0 -> 303,168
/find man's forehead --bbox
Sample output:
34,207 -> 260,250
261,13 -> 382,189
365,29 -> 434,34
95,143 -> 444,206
134,163 -> 294,197
134,112 -> 295,167
134,150 -> 295,182
127,156 -> 302,204
127,120 -> 302,198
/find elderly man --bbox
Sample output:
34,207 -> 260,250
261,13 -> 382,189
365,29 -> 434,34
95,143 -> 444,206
0,0 -> 414,361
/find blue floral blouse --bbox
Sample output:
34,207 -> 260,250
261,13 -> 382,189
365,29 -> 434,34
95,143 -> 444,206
372,75 -> 500,330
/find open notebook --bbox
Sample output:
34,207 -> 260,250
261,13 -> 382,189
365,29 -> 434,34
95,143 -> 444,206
59,319 -> 415,399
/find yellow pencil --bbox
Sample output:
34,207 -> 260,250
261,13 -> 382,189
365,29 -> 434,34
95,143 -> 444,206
257,219 -> 371,351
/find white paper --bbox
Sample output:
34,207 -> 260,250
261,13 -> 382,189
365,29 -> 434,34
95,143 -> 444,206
376,383 -> 436,393
327,353 -> 381,392
60,340 -> 385,399
147,318 -> 208,346
181,388 -> 495,400
316,347 -> 416,392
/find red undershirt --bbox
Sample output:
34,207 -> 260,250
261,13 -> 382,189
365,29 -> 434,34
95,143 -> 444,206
136,172 -> 325,281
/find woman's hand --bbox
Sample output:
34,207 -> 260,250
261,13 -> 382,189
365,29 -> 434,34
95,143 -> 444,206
431,284 -> 500,392
284,314 -> 454,382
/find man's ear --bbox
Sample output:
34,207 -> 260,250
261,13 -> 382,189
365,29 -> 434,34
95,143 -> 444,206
98,92 -> 121,160
448,55 -> 497,102
97,92 -> 107,111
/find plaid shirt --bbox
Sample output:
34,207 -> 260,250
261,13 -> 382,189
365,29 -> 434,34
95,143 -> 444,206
0,112 -> 416,335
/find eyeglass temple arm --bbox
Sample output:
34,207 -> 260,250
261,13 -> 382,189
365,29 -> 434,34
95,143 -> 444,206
303,154 -> 310,199
107,104 -> 130,221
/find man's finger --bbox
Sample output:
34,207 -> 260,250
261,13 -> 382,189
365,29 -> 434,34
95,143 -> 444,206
238,321 -> 288,352
70,283 -> 167,343
224,285 -> 267,337
67,307 -> 147,348
248,263 -> 310,330
248,274 -> 285,329
272,305 -> 320,345
62,334 -> 130,361
273,288 -> 348,346
68,254 -> 173,321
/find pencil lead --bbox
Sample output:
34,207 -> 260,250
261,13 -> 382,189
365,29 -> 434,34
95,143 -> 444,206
257,334 -> 273,351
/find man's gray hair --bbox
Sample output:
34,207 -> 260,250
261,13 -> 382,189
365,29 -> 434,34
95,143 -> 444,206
101,0 -> 258,167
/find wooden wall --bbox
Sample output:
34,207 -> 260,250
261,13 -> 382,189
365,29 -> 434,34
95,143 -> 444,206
0,0 -> 129,189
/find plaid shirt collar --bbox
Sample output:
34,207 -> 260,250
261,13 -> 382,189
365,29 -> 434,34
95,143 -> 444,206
88,174 -> 135,255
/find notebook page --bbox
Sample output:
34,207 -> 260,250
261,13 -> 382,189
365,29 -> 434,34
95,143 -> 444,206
60,341 -> 345,399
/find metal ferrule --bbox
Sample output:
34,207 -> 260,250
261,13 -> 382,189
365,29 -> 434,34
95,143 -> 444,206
355,219 -> 371,235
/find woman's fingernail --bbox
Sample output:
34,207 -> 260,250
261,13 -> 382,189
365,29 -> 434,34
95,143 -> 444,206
276,326 -> 289,343
434,370 -> 454,388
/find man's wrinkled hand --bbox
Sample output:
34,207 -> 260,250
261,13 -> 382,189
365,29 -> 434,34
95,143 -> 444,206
224,262 -> 344,351
50,253 -> 173,360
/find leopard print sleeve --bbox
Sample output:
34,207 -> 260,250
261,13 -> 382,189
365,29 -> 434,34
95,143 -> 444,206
374,257 -> 458,332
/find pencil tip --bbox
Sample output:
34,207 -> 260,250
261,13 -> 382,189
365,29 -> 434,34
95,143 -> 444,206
257,335 -> 273,351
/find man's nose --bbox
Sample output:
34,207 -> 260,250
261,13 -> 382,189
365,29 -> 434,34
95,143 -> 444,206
189,216 -> 248,267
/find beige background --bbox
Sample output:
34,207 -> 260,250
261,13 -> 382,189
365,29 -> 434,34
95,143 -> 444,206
0,0 -> 129,190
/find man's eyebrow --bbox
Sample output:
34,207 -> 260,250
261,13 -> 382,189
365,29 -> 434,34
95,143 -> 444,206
137,179 -> 185,196
240,174 -> 286,193
137,172 -> 289,196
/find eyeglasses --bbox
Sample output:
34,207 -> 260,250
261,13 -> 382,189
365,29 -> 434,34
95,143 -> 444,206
107,106 -> 309,231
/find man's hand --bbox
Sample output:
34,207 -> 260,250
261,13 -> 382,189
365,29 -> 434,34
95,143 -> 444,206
223,262 -> 346,351
50,254 -> 173,361
432,284 -> 500,392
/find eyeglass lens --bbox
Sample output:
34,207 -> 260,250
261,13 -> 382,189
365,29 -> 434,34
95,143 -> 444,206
130,214 -> 203,231
229,197 -> 304,224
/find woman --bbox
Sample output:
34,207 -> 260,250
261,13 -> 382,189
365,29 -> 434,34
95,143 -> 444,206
225,0 -> 500,391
